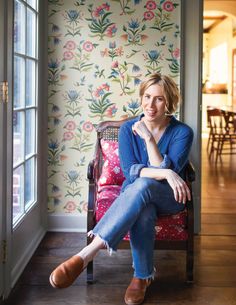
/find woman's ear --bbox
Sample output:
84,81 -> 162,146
165,105 -> 172,116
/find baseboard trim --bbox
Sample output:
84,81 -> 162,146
47,214 -> 87,232
11,226 -> 46,288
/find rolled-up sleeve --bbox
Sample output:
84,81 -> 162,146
119,122 -> 145,184
148,154 -> 171,169
129,164 -> 146,183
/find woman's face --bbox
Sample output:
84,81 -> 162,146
141,84 -> 167,122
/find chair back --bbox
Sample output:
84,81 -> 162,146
207,107 -> 224,134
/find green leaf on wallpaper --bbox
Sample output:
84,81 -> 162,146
126,74 -> 131,83
111,78 -> 120,83
70,143 -> 93,152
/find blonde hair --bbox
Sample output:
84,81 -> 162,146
139,73 -> 180,114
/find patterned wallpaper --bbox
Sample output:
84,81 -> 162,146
48,0 -> 181,216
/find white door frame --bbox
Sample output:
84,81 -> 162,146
0,0 -> 8,299
182,0 -> 203,233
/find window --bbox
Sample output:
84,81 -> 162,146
13,0 -> 38,226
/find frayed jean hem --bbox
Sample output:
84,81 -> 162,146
87,230 -> 117,256
133,266 -> 156,280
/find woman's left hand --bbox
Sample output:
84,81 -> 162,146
165,169 -> 191,204
132,121 -> 153,142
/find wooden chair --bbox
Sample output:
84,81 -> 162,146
87,118 -> 195,284
207,107 -> 236,163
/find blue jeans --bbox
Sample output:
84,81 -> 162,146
92,177 -> 185,279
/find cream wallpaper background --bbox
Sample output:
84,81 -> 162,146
47,0 -> 181,217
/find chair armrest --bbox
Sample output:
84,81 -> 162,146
185,162 -> 196,183
87,159 -> 95,181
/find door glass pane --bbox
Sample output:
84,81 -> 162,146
27,0 -> 37,10
25,158 -> 35,207
13,111 -> 24,165
14,55 -> 25,108
13,166 -> 24,222
25,109 -> 35,156
14,0 -> 25,54
26,8 -> 36,57
26,59 -> 36,106
13,0 -> 38,228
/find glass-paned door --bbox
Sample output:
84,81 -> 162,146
0,0 -> 47,299
0,0 -> 7,299
13,0 -> 38,226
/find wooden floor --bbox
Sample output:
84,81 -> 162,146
4,138 -> 236,305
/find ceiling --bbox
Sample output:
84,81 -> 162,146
203,11 -> 227,33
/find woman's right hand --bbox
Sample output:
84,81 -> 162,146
165,169 -> 191,204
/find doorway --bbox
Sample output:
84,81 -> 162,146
201,4 -> 236,235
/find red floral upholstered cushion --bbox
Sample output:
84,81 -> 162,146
96,185 -> 122,222
96,185 -> 188,241
98,139 -> 125,187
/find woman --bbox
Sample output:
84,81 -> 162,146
49,73 -> 193,305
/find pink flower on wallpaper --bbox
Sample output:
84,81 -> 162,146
100,48 -> 109,57
172,47 -> 180,59
83,41 -> 94,52
82,121 -> 94,132
64,40 -> 76,50
63,131 -> 74,141
60,154 -> 68,161
106,105 -> 118,117
145,0 -> 157,10
111,60 -> 119,68
64,121 -> 76,130
115,46 -> 124,56
106,24 -> 117,37
101,83 -> 110,91
64,201 -> 77,213
143,11 -> 155,20
63,51 -> 74,60
101,2 -> 110,11
94,83 -> 110,97
93,3 -> 110,17
163,1 -> 174,12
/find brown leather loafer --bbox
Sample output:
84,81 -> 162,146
49,255 -> 84,289
124,277 -> 152,305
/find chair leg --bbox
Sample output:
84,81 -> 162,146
87,260 -> 94,284
186,249 -> 194,283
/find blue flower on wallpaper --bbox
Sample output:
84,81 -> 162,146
134,78 -> 142,85
51,104 -> 60,112
67,90 -> 80,102
67,170 -> 80,184
128,19 -> 140,29
48,59 -> 60,69
52,184 -> 60,192
123,98 -> 142,117
48,139 -> 59,150
65,10 -> 82,23
122,18 -> 147,46
132,64 -> 141,72
144,50 -> 163,75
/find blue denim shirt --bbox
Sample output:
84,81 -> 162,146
118,115 -> 194,190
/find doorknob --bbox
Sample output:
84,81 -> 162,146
0,81 -> 8,103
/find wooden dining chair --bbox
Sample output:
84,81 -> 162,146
207,107 -> 236,162
87,118 -> 195,284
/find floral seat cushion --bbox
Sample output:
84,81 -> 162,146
96,185 -> 188,241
